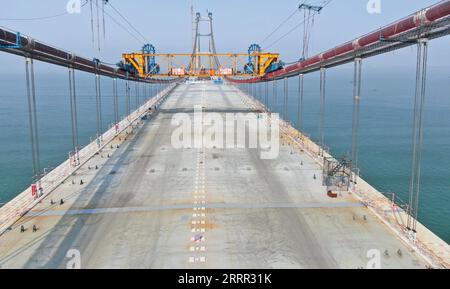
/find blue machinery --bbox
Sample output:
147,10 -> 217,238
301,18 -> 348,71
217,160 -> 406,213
118,43 -> 160,76
244,43 -> 284,75
142,44 -> 160,75
244,44 -> 261,74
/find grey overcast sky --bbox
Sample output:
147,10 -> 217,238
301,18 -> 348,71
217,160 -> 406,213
0,0 -> 449,72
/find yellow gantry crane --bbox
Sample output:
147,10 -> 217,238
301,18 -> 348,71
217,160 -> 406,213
121,51 -> 281,78
120,11 -> 283,79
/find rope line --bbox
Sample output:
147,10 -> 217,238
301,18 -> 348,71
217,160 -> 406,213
0,1 -> 89,21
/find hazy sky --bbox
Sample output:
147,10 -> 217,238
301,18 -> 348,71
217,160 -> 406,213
0,0 -> 449,72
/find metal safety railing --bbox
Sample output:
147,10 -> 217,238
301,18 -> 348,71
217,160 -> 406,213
0,83 -> 177,236
233,82 -> 450,269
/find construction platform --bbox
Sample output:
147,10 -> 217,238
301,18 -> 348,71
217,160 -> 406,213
0,82 -> 448,269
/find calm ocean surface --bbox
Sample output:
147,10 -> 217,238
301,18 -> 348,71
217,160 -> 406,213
0,62 -> 449,243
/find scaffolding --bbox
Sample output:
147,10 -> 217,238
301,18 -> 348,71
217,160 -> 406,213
322,156 -> 352,191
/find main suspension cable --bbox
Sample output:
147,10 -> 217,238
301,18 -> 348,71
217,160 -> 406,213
260,6 -> 300,45
107,1 -> 149,43
91,0 -> 143,45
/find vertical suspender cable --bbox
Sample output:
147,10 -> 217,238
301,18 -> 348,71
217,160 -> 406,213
258,82 -> 262,100
69,66 -> 79,164
413,40 -> 427,233
134,82 -> 137,109
408,43 -> 421,231
284,77 -> 288,120
102,0 -> 106,39
72,68 -> 79,150
351,58 -> 362,179
95,0 -> 101,51
144,82 -> 147,103
89,0 -> 95,47
30,61 -> 40,179
125,74 -> 130,116
69,68 -> 75,153
95,73 -> 103,140
25,57 -> 41,184
319,67 -> 326,150
113,77 -> 118,124
298,74 -> 304,132
407,39 -> 428,234
259,83 -> 262,101
265,81 -> 269,108
273,80 -> 277,111
135,82 -> 139,109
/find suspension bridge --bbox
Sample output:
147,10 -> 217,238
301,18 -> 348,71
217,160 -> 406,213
0,1 -> 449,269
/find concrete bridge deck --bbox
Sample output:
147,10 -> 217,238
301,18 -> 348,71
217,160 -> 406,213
0,83 -> 438,268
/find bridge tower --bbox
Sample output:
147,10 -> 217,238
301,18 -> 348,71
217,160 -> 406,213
190,11 -> 220,77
